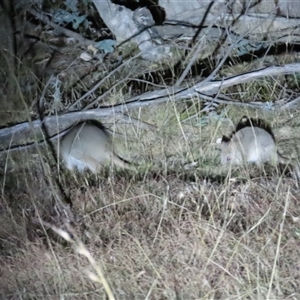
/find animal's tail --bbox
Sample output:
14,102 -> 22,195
112,153 -> 136,171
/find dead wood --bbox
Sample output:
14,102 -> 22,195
1,63 -> 300,152
92,0 -> 300,64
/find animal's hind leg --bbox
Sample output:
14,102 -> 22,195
82,155 -> 100,173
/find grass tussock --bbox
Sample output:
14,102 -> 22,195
1,100 -> 300,299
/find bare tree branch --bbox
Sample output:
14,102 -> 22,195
1,63 -> 300,151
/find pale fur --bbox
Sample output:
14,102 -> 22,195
60,122 -> 134,172
220,118 -> 300,179
221,126 -> 283,165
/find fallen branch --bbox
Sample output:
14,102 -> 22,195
196,63 -> 300,94
1,63 -> 300,150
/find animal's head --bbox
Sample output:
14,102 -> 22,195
220,135 -> 233,164
220,135 -> 245,165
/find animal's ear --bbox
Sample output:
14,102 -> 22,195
221,135 -> 230,142
240,116 -> 249,123
236,115 -> 252,132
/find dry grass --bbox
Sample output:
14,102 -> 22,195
1,97 -> 300,300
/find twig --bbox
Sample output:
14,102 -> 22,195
197,92 -> 268,109
200,9 -> 278,86
176,3 -> 272,88
196,63 -> 300,94
85,76 -> 166,110
113,114 -> 157,130
280,95 -> 300,109
27,8 -> 95,46
175,0 -> 215,87
0,114 -> 155,154
2,63 -> 300,150
0,128 -> 68,154
69,51 -> 144,110
174,38 -> 205,87
36,76 -> 73,207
